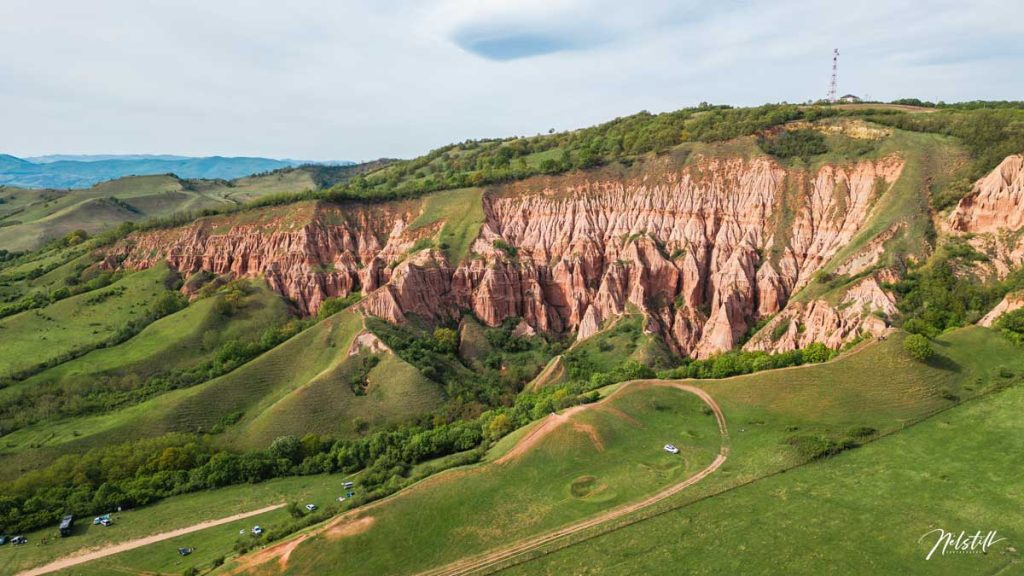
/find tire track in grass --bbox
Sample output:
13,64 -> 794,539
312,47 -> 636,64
414,382 -> 729,576
16,503 -> 286,576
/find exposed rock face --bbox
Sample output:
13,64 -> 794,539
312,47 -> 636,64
979,292 -> 1024,327
109,202 -> 433,316
950,155 -> 1024,233
108,154 -> 906,358
949,155 -> 1024,276
744,274 -> 897,353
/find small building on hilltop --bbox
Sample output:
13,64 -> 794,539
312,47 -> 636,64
839,94 -> 862,103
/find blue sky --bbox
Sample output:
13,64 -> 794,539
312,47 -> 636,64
1,0 -> 1021,161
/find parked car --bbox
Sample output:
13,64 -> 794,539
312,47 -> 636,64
342,481 -> 354,489
100,518 -> 113,527
251,526 -> 264,536
305,504 -> 317,511
663,444 -> 680,454
0,535 -> 8,545
11,536 -> 27,545
93,514 -> 111,525
178,547 -> 194,556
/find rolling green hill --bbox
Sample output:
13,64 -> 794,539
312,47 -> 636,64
2,102 -> 1024,576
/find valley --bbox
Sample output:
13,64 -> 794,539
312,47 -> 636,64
1,102 -> 1024,575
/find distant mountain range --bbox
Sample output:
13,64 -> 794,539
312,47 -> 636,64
0,154 -> 354,189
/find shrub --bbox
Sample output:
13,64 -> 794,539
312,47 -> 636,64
996,308 -> 1024,344
758,129 -> 828,159
903,334 -> 935,361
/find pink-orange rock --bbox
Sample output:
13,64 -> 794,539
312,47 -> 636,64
108,153 -> 906,358
979,292 -> 1024,327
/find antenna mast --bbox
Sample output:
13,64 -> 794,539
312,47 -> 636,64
827,48 -> 839,103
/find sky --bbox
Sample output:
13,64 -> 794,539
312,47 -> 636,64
2,0 -> 1022,161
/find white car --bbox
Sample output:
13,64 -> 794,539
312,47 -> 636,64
663,444 -> 680,454
305,504 -> 317,511
251,526 -> 263,535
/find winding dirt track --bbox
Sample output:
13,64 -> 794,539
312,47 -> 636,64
16,503 -> 286,576
228,380 -> 729,575
413,381 -> 730,576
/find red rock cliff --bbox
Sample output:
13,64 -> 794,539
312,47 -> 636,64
108,153 -> 906,358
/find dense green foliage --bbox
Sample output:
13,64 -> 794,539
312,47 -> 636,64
868,107 -> 1024,209
902,334 -> 935,361
0,337 -> 625,535
996,308 -> 1024,344
757,129 -> 829,159
657,342 -> 836,380
888,247 -> 1024,336
316,104 -> 835,203
315,292 -> 363,320
0,313 -> 306,434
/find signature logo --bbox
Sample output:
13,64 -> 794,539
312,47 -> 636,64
919,529 -> 1006,560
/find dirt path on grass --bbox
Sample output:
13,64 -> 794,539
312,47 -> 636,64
229,380 -> 728,575
414,381 -> 729,576
16,503 -> 286,576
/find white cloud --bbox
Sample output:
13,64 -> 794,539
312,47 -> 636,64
0,0 -> 1021,160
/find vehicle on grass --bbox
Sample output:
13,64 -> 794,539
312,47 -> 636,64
663,444 -> 680,454
178,547 -> 194,556
0,536 -> 7,545
11,536 -> 27,545
305,504 -> 318,511
93,514 -> 112,525
342,481 -> 354,489
251,525 -> 263,536
59,514 -> 74,537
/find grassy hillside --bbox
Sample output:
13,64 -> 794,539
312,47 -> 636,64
8,328 -> 1019,575
244,384 -> 723,575
507,343 -> 1024,575
243,327 -> 1021,575
409,186 -> 485,263
0,263 -> 176,380
0,281 -> 291,438
0,309 -> 442,479
0,171 -> 316,252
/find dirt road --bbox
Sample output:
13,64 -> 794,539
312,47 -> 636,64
414,381 -> 730,576
16,503 -> 286,576
228,380 -> 729,575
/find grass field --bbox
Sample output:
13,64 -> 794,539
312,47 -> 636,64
0,308 -> 443,476
0,263 -> 175,379
409,187 -> 485,263
0,282 -> 288,399
245,327 -> 1021,576
233,384 -> 722,575
505,353 -> 1024,575
0,472 -> 355,576
8,328 -> 1018,576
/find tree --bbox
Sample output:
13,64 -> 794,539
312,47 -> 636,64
269,435 -> 304,465
152,291 -> 187,317
996,308 -> 1024,344
801,342 -> 833,364
903,334 -> 935,361
432,327 -> 458,355
486,413 -> 514,441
